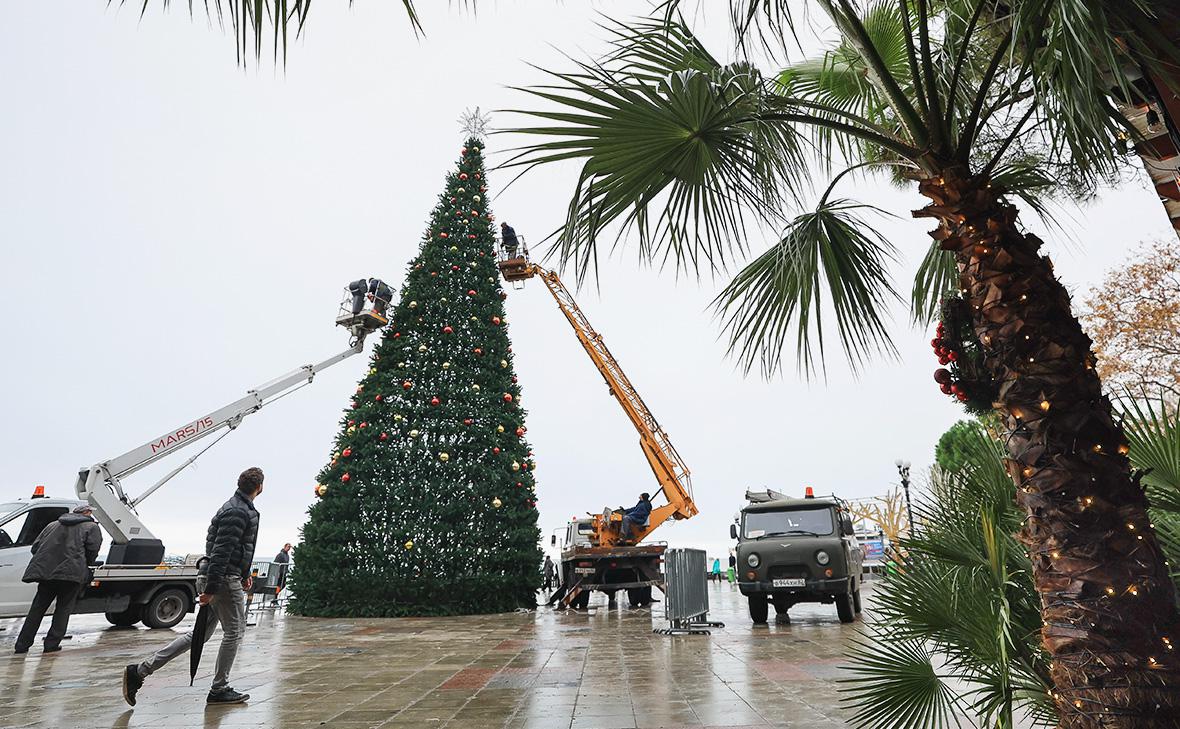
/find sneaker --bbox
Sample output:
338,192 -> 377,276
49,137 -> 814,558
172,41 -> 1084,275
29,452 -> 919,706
123,665 -> 143,707
207,688 -> 250,705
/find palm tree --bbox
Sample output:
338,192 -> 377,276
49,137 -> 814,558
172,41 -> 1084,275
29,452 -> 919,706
501,2 -> 1180,725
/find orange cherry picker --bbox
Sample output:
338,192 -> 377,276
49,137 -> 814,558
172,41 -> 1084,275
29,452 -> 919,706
498,239 -> 698,609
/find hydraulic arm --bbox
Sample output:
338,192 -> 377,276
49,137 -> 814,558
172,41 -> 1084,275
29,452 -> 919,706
499,255 -> 697,547
75,283 -> 390,564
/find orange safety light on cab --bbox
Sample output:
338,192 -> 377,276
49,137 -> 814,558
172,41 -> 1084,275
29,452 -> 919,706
31,485 -> 46,498
804,486 -> 814,499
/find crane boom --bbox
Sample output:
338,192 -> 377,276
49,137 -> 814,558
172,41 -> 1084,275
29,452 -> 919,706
501,256 -> 697,546
74,286 -> 390,565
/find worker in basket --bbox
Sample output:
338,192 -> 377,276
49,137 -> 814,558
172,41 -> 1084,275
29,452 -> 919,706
348,278 -> 393,317
618,492 -> 652,544
500,222 -> 520,258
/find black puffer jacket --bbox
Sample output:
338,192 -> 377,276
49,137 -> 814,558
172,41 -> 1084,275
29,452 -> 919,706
22,513 -> 102,584
200,490 -> 259,592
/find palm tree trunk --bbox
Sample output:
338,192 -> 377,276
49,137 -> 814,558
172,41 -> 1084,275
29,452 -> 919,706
917,167 -> 1180,727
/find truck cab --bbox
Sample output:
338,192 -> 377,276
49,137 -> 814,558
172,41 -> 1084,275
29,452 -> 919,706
0,493 -> 78,616
731,488 -> 863,624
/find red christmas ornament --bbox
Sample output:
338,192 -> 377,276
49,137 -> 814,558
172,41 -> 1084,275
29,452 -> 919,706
342,448 -> 352,457
512,376 -> 518,384
463,418 -> 474,426
515,427 -> 525,437
450,197 -> 457,203
521,462 -> 529,471
348,420 -> 355,426
956,391 -> 970,402
933,369 -> 952,385
359,422 -> 368,428
375,394 -> 383,401
517,482 -> 523,487
431,397 -> 441,406
403,381 -> 412,390
503,393 -> 513,403
474,173 -> 481,179
493,447 -> 501,455
393,332 -> 400,338
341,473 -> 351,483
492,316 -> 501,325
938,356 -> 950,365
461,147 -> 468,155
468,234 -> 477,239
474,348 -> 483,356
471,210 -> 479,217
459,173 -> 469,180
950,384 -> 961,395
930,338 -> 941,348
443,325 -> 453,334
439,232 -> 449,239
379,432 -> 388,441
467,289 -> 477,296
947,351 -> 959,362
451,265 -> 460,271
939,383 -> 953,395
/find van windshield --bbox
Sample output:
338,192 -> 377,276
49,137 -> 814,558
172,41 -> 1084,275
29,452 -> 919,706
745,508 -> 834,538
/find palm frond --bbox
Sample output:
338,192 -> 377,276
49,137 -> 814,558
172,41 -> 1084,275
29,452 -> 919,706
712,199 -> 900,378
841,630 -> 963,729
129,0 -> 422,62
910,241 -> 957,327
504,47 -> 810,280
1117,393 -> 1180,513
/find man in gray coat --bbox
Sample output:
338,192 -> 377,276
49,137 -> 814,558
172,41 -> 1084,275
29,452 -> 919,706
14,504 -> 103,654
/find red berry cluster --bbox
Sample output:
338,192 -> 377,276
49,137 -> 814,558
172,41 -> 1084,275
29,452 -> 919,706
931,321 -> 969,403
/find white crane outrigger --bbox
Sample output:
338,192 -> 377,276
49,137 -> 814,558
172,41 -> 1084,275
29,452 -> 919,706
75,281 -> 392,565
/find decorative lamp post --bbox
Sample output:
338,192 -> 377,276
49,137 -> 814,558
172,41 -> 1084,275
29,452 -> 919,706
895,459 -> 914,535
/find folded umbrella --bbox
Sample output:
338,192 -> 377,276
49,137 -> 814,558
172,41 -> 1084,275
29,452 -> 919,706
189,602 -> 212,686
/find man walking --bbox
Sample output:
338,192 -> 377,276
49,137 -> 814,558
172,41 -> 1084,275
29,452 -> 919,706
122,467 -> 263,707
14,504 -> 102,654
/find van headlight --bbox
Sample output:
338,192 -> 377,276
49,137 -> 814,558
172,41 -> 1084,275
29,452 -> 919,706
747,553 -> 760,568
815,550 -> 830,565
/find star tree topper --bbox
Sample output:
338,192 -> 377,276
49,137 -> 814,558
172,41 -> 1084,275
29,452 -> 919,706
459,107 -> 491,140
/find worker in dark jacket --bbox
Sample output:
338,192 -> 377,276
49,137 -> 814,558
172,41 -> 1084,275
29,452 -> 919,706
619,492 -> 652,542
542,555 -> 556,591
500,222 -> 520,257
14,504 -> 103,654
123,467 -> 263,707
274,543 -> 292,590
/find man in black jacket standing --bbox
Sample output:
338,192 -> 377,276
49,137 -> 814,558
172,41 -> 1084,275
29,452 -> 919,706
14,504 -> 103,654
122,467 -> 263,707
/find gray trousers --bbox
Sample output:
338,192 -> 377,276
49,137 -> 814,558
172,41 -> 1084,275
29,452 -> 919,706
138,579 -> 245,690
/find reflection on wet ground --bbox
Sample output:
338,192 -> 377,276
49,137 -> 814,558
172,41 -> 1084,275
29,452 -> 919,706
0,581 -> 867,728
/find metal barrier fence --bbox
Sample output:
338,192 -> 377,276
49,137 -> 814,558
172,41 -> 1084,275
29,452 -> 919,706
655,548 -> 724,635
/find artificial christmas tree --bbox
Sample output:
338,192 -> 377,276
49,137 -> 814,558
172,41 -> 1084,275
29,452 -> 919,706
288,137 -> 542,617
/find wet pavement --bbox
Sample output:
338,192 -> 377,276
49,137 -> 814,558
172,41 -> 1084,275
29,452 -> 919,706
0,582 -> 867,729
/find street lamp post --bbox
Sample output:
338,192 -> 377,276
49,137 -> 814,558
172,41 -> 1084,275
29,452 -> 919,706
895,459 -> 914,534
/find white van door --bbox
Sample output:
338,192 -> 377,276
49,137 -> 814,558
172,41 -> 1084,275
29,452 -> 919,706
0,506 -> 71,617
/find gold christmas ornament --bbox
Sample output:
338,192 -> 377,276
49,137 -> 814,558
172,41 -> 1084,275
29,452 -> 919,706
511,461 -> 521,472
369,368 -> 377,375
418,344 -> 428,352
316,484 -> 328,497
472,384 -> 481,391
500,359 -> 508,368
497,425 -> 505,433
439,452 -> 450,462
398,361 -> 406,368
347,426 -> 356,434
393,414 -> 403,421
492,497 -> 502,508
409,429 -> 420,438
409,301 -> 418,309
450,245 -> 458,252
404,540 -> 414,550
442,362 -> 451,369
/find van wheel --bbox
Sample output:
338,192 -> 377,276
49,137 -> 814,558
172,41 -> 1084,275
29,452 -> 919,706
748,594 -> 769,624
836,592 -> 856,623
143,588 -> 190,629
105,609 -> 141,628
852,587 -> 862,614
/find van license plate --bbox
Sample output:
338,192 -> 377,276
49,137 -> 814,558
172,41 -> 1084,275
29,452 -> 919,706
773,578 -> 805,588
574,567 -> 595,575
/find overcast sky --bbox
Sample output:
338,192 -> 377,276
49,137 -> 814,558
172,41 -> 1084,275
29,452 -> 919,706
1,2 -> 1171,565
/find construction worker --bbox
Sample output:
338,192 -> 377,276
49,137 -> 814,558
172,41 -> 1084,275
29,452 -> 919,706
542,555 -> 556,592
14,504 -> 102,654
500,222 -> 520,257
619,492 -> 652,543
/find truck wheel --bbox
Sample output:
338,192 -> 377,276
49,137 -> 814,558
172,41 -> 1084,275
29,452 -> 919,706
836,592 -> 856,624
748,594 -> 769,624
143,588 -> 191,629
853,587 -> 862,614
105,609 -> 141,628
